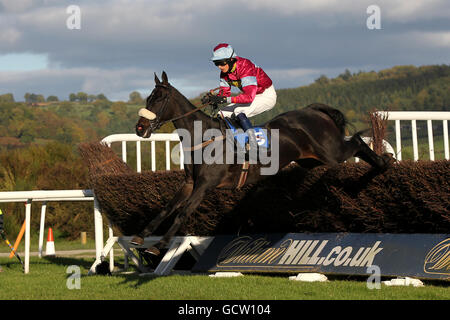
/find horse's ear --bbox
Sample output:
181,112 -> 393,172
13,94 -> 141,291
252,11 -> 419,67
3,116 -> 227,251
161,71 -> 169,85
154,72 -> 161,85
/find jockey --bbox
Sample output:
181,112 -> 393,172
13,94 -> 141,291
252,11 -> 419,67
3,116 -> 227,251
206,43 -> 277,135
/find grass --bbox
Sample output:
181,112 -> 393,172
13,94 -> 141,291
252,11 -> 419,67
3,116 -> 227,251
0,255 -> 449,300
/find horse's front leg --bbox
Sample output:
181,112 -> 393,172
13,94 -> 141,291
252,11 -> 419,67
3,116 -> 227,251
346,133 -> 394,170
130,180 -> 194,246
145,179 -> 211,256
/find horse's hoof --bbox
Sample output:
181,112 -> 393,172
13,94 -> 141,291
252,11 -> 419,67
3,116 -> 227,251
145,246 -> 160,256
130,236 -> 144,246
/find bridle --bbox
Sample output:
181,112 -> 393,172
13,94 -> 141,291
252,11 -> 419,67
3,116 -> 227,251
139,84 -> 219,132
141,83 -> 173,132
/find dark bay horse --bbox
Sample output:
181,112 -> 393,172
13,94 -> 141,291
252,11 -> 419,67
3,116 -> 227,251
132,71 -> 392,255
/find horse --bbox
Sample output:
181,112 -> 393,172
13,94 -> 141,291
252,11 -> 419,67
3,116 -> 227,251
131,71 -> 393,255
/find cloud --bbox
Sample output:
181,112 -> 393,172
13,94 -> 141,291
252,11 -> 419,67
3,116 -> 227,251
0,0 -> 448,101
0,0 -> 34,13
242,0 -> 450,22
382,0 -> 449,22
417,31 -> 450,47
0,27 -> 21,46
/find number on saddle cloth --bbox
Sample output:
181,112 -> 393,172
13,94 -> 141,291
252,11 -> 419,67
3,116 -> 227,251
223,117 -> 270,149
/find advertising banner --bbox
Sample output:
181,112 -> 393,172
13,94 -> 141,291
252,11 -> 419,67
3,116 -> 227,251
193,233 -> 450,279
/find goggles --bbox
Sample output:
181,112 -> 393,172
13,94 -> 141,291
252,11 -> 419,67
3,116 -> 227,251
214,60 -> 228,67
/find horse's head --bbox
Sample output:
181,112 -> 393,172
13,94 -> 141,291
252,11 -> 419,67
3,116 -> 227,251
136,71 -> 172,138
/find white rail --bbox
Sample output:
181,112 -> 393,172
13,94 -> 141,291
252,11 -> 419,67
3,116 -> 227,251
377,111 -> 450,161
101,133 -> 183,172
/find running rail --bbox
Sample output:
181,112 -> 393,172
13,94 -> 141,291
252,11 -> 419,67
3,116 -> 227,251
376,111 -> 450,161
0,190 -> 94,274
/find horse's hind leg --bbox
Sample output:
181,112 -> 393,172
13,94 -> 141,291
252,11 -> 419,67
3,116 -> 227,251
130,181 -> 194,245
343,133 -> 392,169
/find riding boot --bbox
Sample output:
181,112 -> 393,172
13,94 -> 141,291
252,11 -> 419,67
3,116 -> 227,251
236,113 -> 258,159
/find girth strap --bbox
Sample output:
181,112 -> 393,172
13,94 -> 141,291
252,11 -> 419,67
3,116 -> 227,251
236,161 -> 250,189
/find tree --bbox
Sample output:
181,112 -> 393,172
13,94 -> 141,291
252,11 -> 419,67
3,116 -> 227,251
96,111 -> 110,129
24,93 -> 40,103
339,69 -> 352,81
111,101 -> 127,119
314,75 -> 329,86
97,93 -> 108,101
0,93 -> 14,103
77,92 -> 88,104
345,109 -> 357,122
128,91 -> 144,104
29,93 -> 38,103
47,95 -> 59,102
69,93 -> 77,102
36,94 -> 45,103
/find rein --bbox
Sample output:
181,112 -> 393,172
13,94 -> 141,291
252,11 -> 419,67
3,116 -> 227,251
143,85 -> 227,152
147,84 -> 220,130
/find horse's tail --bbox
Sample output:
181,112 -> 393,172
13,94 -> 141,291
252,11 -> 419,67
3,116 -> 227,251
306,103 -> 348,136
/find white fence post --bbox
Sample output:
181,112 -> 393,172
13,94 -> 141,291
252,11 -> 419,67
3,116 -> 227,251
411,119 -> 418,161
395,119 -> 402,161
94,196 -> 103,263
24,199 -> 31,274
427,120 -> 435,161
136,141 -> 141,173
444,120 -> 449,160
121,141 -> 126,163
38,201 -> 47,258
151,140 -> 156,171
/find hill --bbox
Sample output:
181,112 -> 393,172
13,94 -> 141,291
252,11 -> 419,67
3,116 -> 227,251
251,64 -> 450,127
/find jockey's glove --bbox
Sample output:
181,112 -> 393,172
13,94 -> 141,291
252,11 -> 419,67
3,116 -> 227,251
203,94 -> 227,105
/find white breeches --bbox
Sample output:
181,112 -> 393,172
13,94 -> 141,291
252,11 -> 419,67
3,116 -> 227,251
219,85 -> 277,118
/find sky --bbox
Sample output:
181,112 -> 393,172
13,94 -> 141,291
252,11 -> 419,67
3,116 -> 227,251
0,0 -> 449,101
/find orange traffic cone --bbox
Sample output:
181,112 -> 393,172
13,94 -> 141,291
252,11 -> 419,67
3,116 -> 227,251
45,228 -> 55,256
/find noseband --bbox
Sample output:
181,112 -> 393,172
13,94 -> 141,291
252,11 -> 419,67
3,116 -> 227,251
140,83 -> 173,132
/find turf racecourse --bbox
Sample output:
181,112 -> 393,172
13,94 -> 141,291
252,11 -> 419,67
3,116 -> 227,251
0,256 -> 449,300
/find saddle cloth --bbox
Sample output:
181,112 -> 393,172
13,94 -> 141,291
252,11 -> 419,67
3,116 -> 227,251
222,116 -> 270,150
